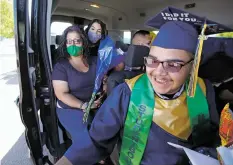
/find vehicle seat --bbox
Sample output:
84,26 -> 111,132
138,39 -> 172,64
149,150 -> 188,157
50,44 -> 56,65
199,51 -> 233,114
51,35 -> 63,66
115,40 -> 129,52
55,35 -> 62,46
107,45 -> 149,95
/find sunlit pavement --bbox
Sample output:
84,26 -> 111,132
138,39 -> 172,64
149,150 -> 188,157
0,39 -> 33,164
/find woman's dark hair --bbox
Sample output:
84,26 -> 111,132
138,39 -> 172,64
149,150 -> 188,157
85,19 -> 108,45
57,25 -> 89,60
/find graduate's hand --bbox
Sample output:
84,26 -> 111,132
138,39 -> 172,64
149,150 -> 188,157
95,92 -> 106,106
91,101 -> 100,110
103,75 -> 108,84
103,84 -> 107,93
93,95 -> 104,110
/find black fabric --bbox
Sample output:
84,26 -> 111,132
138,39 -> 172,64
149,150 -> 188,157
55,35 -> 62,45
199,52 -> 233,83
188,79 -> 220,150
89,45 -> 99,56
230,103 -> 233,110
115,41 -> 129,52
205,79 -> 219,125
162,94 -> 175,99
107,70 -> 144,96
106,45 -> 148,95
199,52 -> 233,115
215,80 -> 233,114
50,45 -> 56,65
124,45 -> 149,67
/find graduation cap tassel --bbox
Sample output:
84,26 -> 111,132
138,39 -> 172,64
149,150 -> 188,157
187,23 -> 208,97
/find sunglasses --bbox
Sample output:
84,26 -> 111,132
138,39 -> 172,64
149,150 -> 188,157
66,39 -> 82,45
144,56 -> 193,73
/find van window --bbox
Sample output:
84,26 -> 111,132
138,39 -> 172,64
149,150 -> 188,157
123,31 -> 131,44
51,21 -> 72,45
51,21 -> 72,36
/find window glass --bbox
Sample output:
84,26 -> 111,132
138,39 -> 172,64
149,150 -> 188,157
50,22 -> 72,45
51,22 -> 72,36
123,31 -> 131,44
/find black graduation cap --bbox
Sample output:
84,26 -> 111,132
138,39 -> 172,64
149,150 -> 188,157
145,6 -> 233,97
145,6 -> 233,35
202,36 -> 233,61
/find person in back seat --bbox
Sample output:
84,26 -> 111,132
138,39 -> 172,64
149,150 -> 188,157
106,30 -> 152,95
85,19 -> 108,56
52,25 -> 102,145
55,21 -> 220,165
115,30 -> 152,71
132,30 -> 151,46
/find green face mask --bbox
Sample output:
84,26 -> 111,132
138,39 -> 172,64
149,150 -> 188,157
67,45 -> 83,57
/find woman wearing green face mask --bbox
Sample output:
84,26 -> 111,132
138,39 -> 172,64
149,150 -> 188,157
51,25 -> 104,159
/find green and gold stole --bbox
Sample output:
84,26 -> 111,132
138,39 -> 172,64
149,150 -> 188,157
119,74 -> 209,165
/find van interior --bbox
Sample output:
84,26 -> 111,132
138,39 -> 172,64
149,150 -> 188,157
13,0 -> 233,164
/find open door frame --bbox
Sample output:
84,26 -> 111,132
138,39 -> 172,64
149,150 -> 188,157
13,0 -> 45,164
14,0 -> 63,164
34,0 -> 65,159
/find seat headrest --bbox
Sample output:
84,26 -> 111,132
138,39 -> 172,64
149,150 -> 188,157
50,45 -> 55,49
115,41 -> 129,52
199,52 -> 233,83
124,45 -> 149,67
55,35 -> 62,45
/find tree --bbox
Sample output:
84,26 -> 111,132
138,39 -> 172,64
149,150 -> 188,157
0,0 -> 14,38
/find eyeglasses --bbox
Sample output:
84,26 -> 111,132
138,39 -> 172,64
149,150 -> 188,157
66,39 -> 82,45
144,56 -> 193,73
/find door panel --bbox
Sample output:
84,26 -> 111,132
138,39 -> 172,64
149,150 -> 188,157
13,0 -> 44,164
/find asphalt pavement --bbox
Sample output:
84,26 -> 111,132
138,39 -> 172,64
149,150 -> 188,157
0,39 -> 33,165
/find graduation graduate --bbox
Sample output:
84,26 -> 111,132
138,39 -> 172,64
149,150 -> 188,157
54,7 -> 233,165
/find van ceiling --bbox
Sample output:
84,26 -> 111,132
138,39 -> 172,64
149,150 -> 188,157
53,0 -> 233,30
